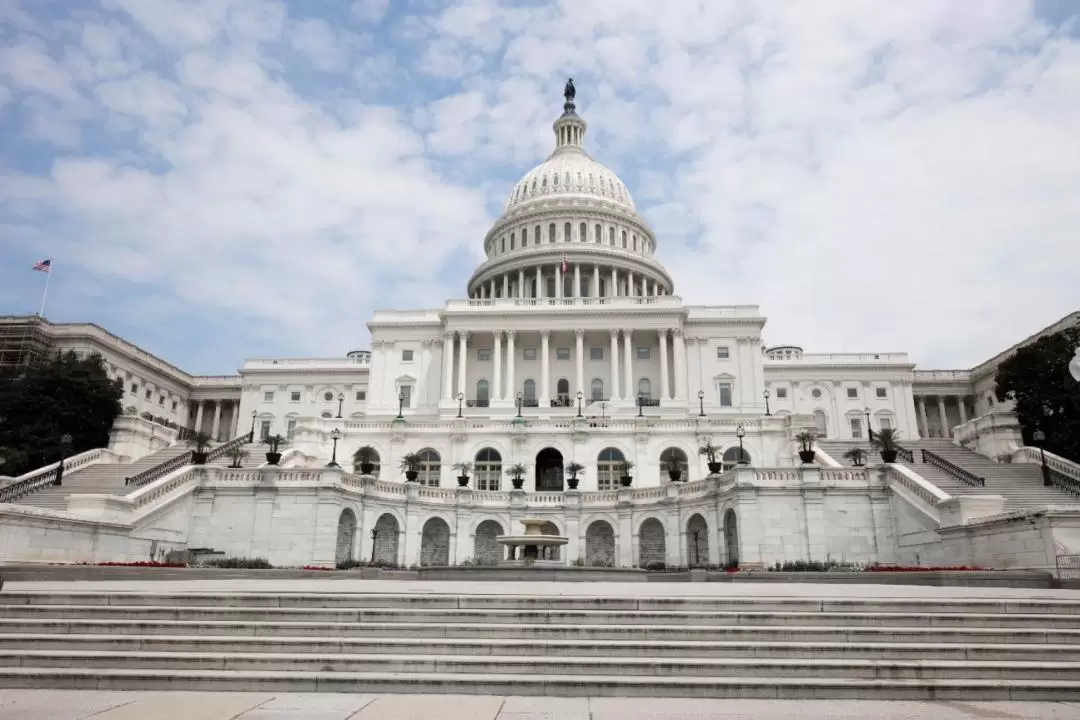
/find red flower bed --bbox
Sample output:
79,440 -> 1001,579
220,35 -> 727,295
301,565 -> 334,571
88,561 -> 188,568
865,564 -> 985,572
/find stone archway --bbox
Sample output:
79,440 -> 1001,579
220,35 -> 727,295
420,517 -> 451,566
334,508 -> 357,566
686,513 -> 708,567
638,517 -> 666,568
474,520 -> 505,565
539,520 -> 561,561
585,520 -> 615,567
724,509 -> 739,566
535,447 -> 564,491
372,513 -> 399,566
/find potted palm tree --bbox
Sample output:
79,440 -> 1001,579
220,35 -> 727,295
667,458 -> 686,482
565,461 -> 585,490
843,447 -> 866,467
874,427 -> 901,463
265,435 -> 289,465
453,461 -> 472,487
400,452 -> 421,481
506,463 -> 527,490
699,442 -> 722,474
227,446 -> 249,469
795,430 -> 817,464
187,431 -> 213,465
353,446 -> 377,475
618,460 -> 634,487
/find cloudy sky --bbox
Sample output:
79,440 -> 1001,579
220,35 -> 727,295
1,0 -> 1078,375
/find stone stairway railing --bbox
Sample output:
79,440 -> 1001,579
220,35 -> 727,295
921,448 -> 985,488
1013,446 -> 1080,496
0,449 -> 113,504
882,464 -> 950,521
124,431 -> 253,489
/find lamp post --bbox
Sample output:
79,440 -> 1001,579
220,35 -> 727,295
1033,429 -> 1050,487
396,391 -> 405,420
336,392 -> 344,418
370,529 -> 378,564
327,428 -> 342,467
53,433 -> 72,486
517,392 -> 524,418
576,390 -> 583,418
736,424 -> 747,465
697,389 -> 705,417
249,410 -> 257,441
637,393 -> 644,418
864,407 -> 872,441
456,392 -> 464,418
763,388 -> 771,416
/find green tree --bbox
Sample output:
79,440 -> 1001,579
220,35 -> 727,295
0,350 -> 123,475
995,326 -> 1080,462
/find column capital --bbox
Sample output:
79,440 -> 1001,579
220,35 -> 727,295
609,329 -> 619,338
574,328 -> 585,337
541,329 -> 551,339
657,329 -> 669,340
672,328 -> 684,338
443,330 -> 455,340
506,330 -> 516,339
621,328 -> 633,337
457,330 -> 469,342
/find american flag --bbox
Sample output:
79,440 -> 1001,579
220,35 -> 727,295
561,252 -> 568,274
32,258 -> 51,273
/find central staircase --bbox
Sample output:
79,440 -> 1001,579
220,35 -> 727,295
1,587 -> 1080,699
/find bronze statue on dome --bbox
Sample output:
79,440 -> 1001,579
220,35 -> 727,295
564,78 -> 576,103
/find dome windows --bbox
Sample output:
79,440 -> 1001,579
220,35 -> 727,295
522,227 -> 528,246
548,223 -> 556,243
552,173 -> 559,188
579,222 -> 586,243
564,222 -> 571,242
595,224 -> 602,244
510,232 -> 515,250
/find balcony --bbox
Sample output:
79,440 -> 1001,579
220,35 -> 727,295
445,296 -> 684,312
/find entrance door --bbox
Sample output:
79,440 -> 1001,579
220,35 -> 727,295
535,447 -> 564,491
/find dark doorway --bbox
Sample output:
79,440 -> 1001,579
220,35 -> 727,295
535,447 -> 564,491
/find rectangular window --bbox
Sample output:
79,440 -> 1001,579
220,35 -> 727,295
847,388 -> 858,399
776,387 -> 788,399
130,383 -> 138,394
716,382 -> 733,407
263,391 -> 274,402
171,400 -> 178,411
523,348 -> 537,361
259,420 -> 271,441
400,385 -> 412,407
402,349 -> 414,362
158,395 -> 165,406
290,391 -> 301,402
716,346 -> 729,359
501,237 -> 505,252
636,346 -> 650,360
478,348 -> 491,361
879,417 -> 893,430
286,419 -> 296,440
590,347 -> 604,361
556,347 -> 570,361
876,387 -> 887,398
850,417 -> 863,439
145,389 -> 151,400
355,390 -> 366,401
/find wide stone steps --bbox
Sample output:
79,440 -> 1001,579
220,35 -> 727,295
4,590 -> 1080,699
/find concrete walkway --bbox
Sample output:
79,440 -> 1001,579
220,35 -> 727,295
3,691 -> 1080,720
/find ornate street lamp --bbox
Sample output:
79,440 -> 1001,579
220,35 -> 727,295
53,433 -> 72,486
336,392 -> 344,418
517,392 -> 525,418
576,390 -> 583,418
457,392 -> 464,418
637,392 -> 644,418
697,389 -> 705,417
370,529 -> 378,563
249,410 -> 257,441
327,428 -> 342,467
736,424 -> 748,465
396,391 -> 405,420
763,388 -> 771,416
864,407 -> 872,442
1033,429 -> 1050,486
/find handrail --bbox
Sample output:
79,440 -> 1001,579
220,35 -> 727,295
125,431 -> 253,488
921,449 -> 985,487
0,449 -> 106,504
869,430 -> 914,462
1047,468 -> 1080,497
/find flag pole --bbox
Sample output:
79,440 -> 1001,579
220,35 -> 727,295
37,259 -> 52,317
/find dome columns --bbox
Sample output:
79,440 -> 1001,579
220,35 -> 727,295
469,261 -> 670,301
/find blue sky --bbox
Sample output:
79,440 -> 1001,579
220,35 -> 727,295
1,0 -> 1078,375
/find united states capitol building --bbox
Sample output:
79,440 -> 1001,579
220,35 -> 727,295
2,84 -> 1079,573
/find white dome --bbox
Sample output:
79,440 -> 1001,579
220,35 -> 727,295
504,150 -> 636,212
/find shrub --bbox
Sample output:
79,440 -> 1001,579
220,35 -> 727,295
336,559 -> 364,570
203,557 -> 273,569
89,561 -> 187,568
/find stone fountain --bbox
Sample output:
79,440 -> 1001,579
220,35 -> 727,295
497,518 -> 568,566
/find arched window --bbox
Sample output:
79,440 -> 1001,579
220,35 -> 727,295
813,410 -> 828,437
591,378 -> 604,402
609,227 -> 615,245
556,378 -> 570,406
564,222 -> 571,242
621,230 -> 628,248
417,448 -> 441,486
523,379 -> 537,406
659,447 -> 689,481
548,223 -> 556,243
638,378 -> 651,402
522,227 -> 527,246
476,380 -> 489,408
474,448 -> 502,491
632,234 -> 637,252
552,172 -> 559,187
721,446 -> 751,471
595,224 -> 602,244
597,447 -> 626,491
510,232 -> 515,250
534,225 -> 540,243
579,222 -> 586,242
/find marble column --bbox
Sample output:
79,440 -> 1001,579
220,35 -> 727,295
609,330 -> 620,401
506,331 -> 516,400
628,271 -> 635,297
536,266 -> 543,299
575,329 -> 585,397
194,401 -> 205,434
610,269 -> 618,297
540,330 -> 550,405
593,266 -> 600,298
488,279 -> 495,299
573,265 -> 581,298
518,269 -> 525,298
457,331 -> 468,401
442,332 -> 454,400
917,396 -> 930,439
937,396 -> 950,439
623,329 -> 634,400
556,266 -> 563,299
211,401 -> 222,441
658,330 -> 670,401
958,396 -> 968,425
493,331 -> 503,401
502,274 -> 509,298
673,330 -> 687,400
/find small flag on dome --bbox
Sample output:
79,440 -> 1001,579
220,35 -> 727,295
32,258 -> 52,273
561,252 -> 568,273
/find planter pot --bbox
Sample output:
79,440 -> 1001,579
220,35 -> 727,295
405,470 -> 419,482
707,462 -> 722,474
265,452 -> 281,466
359,462 -> 375,475
191,451 -> 208,465
457,475 -> 470,487
880,449 -> 898,463
619,475 -> 633,487
228,462 -> 242,469
798,450 -> 816,464
511,476 -> 525,490
566,476 -> 579,490
668,469 -> 683,482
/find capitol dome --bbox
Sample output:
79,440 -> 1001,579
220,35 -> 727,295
467,81 -> 673,301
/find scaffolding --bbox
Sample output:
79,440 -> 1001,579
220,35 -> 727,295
0,315 -> 56,370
